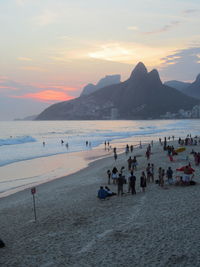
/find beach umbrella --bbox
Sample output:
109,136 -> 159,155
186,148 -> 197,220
176,165 -> 195,174
175,147 -> 186,153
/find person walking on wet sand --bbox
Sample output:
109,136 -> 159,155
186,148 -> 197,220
140,171 -> 147,192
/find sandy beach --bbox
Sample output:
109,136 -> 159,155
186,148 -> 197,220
1,139 -> 200,266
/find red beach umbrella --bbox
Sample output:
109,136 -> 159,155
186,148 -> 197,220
176,165 -> 195,174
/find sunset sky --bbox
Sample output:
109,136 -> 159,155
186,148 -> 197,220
0,0 -> 200,120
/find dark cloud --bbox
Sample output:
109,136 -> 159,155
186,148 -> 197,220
143,21 -> 181,35
159,47 -> 200,81
0,79 -> 38,97
182,9 -> 199,15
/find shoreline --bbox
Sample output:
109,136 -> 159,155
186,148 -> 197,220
0,137 -> 148,199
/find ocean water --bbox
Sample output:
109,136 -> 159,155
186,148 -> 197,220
0,119 -> 200,196
1,119 -> 200,167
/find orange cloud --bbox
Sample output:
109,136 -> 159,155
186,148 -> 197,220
12,90 -> 74,102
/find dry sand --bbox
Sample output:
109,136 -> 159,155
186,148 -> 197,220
1,141 -> 200,267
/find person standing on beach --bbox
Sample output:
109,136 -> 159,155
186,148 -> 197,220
130,145 -> 133,153
112,167 -> 118,184
117,173 -> 125,196
166,167 -> 173,184
146,163 -> 151,183
151,163 -> 154,182
132,156 -> 138,171
125,144 -> 129,155
129,171 -> 136,195
107,169 -> 111,184
139,141 -> 142,149
114,152 -> 117,161
160,169 -> 165,187
158,167 -> 162,186
140,171 -> 147,192
146,149 -> 150,160
127,156 -> 132,171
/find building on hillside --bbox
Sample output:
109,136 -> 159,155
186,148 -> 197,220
110,108 -> 119,119
191,105 -> 200,118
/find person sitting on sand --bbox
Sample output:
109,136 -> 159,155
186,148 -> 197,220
104,186 -> 116,196
97,186 -> 108,200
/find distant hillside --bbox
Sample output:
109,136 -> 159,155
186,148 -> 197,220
182,74 -> 200,99
36,62 -> 200,120
80,75 -> 121,96
164,80 -> 191,92
14,114 -> 38,121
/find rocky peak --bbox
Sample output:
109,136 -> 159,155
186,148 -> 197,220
148,69 -> 162,85
195,73 -> 200,83
129,62 -> 148,82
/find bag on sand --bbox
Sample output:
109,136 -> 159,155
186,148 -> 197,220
0,238 -> 5,248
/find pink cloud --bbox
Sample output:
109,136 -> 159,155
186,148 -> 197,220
12,90 -> 75,103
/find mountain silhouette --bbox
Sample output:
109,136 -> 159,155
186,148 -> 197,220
81,75 -> 121,96
182,74 -> 200,99
36,62 -> 200,120
164,80 -> 191,92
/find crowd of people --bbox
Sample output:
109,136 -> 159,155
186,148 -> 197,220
97,135 -> 198,200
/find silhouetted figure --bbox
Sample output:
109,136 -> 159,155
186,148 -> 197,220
107,169 -> 111,184
0,238 -> 5,248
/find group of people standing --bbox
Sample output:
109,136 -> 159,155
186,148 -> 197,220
102,168 -> 137,197
98,135 -> 199,200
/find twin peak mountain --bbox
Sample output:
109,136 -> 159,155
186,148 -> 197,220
36,62 -> 200,120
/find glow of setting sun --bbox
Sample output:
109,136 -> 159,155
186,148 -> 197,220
12,90 -> 74,102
